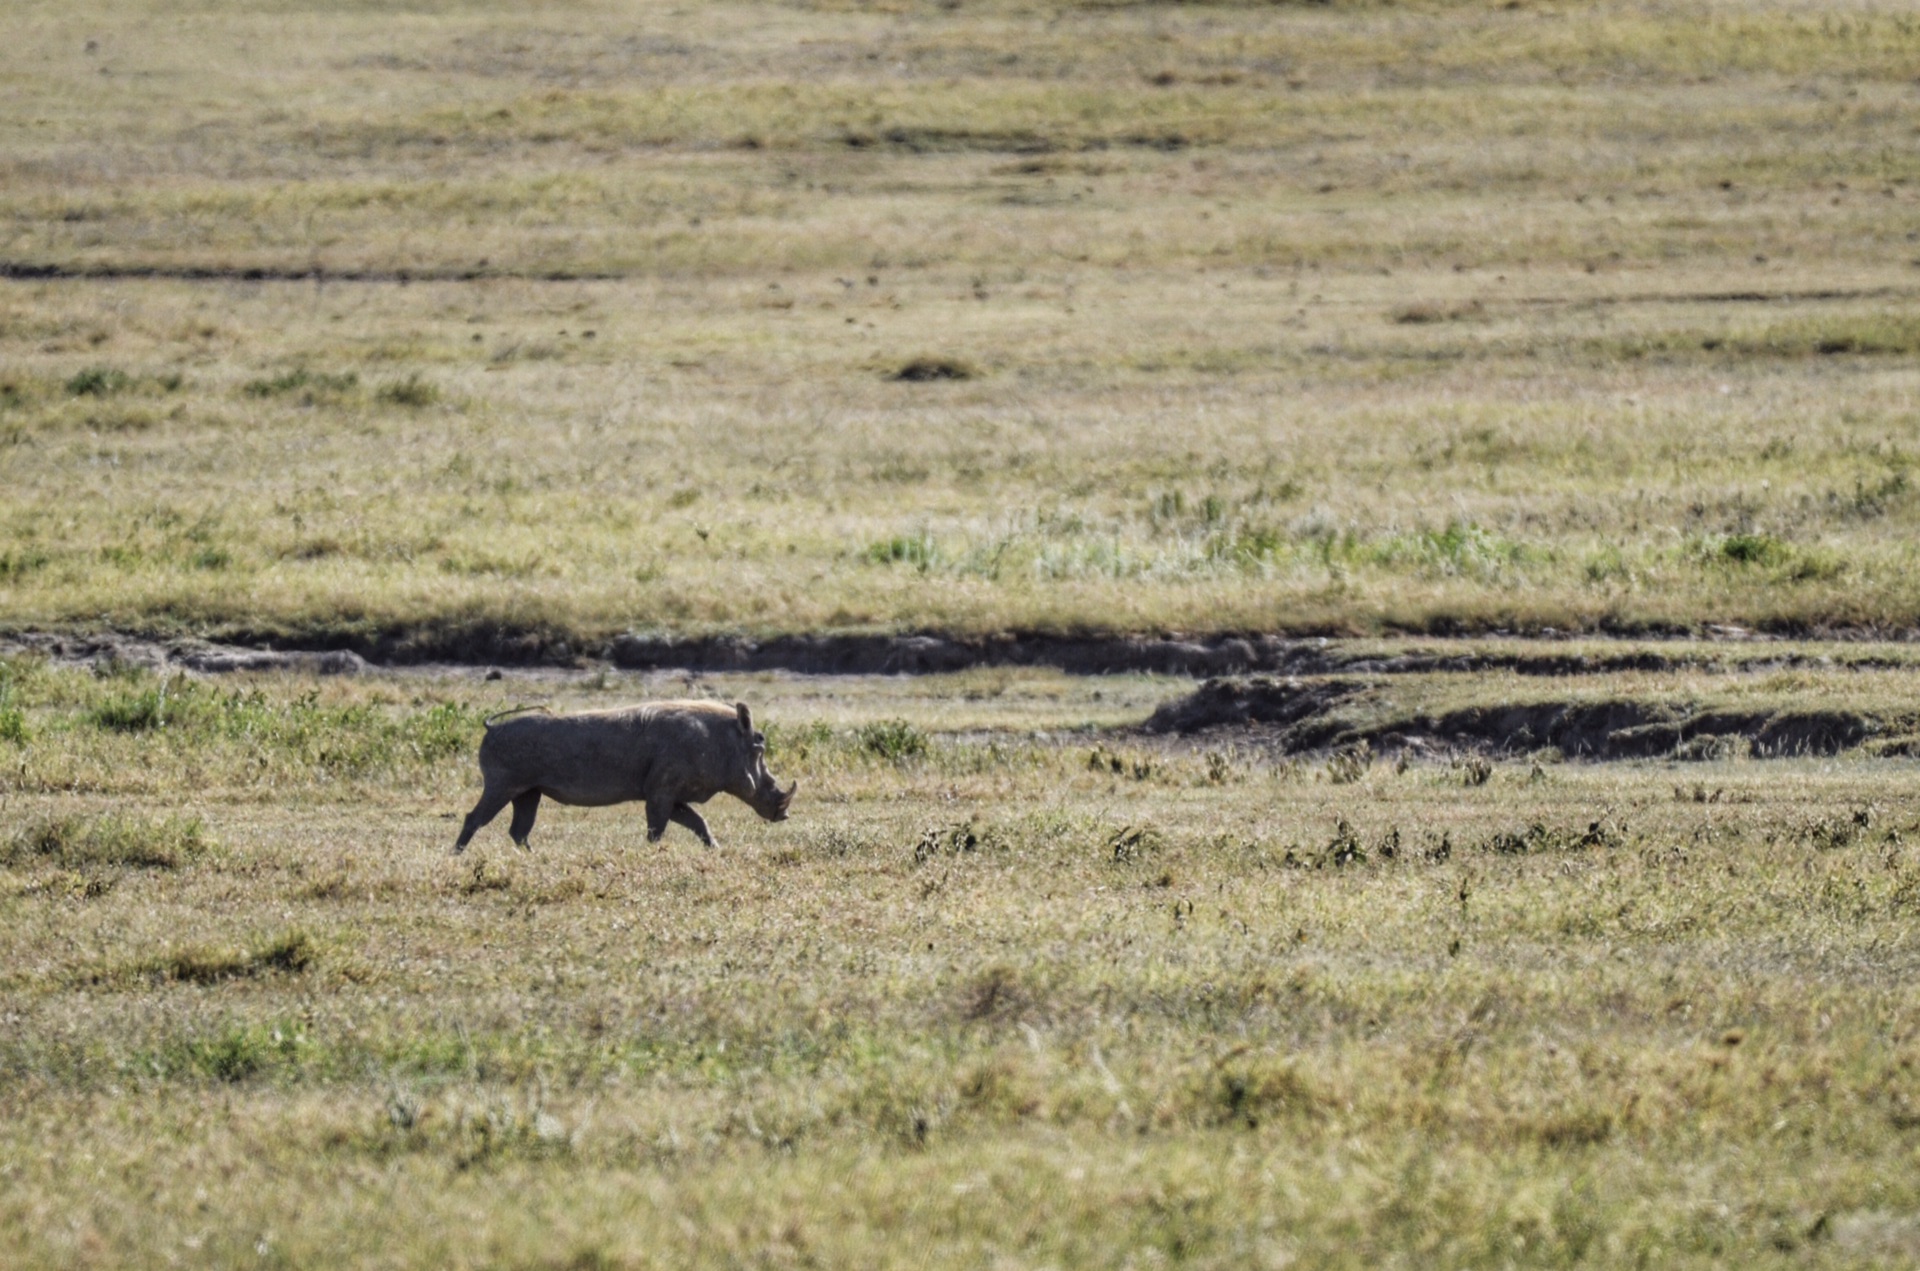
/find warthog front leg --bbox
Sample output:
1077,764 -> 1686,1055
645,797 -> 672,844
508,790 -> 542,849
669,803 -> 715,847
454,786 -> 514,854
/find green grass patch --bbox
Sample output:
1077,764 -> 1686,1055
74,673 -> 481,775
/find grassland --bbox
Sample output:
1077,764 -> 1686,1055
2,653 -> 1920,1267
8,1 -> 1920,1265
3,0 -> 1920,646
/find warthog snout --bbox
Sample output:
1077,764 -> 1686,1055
745,731 -> 798,821
755,778 -> 798,822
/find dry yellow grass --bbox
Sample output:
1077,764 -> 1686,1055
3,656 -> 1920,1265
2,0 -> 1920,645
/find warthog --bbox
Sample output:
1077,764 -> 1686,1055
454,700 -> 796,852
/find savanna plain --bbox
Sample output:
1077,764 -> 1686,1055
5,0 -> 1920,1266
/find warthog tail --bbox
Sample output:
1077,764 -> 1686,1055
483,703 -> 553,729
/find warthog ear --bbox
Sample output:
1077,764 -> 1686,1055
735,702 -> 753,733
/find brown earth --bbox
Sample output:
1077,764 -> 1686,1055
2,627 -> 1904,679
1143,676 -> 1892,760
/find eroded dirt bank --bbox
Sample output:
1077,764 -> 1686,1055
1144,676 -> 1910,761
3,628 -> 1910,680
8,630 -> 1920,761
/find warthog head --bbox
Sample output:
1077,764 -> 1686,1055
732,702 -> 797,822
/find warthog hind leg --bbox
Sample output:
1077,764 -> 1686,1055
454,786 -> 515,854
508,790 -> 542,849
670,803 -> 715,847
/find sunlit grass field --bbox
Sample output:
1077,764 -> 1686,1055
3,656 -> 1920,1267
3,0 -> 1920,645
8,1 -> 1920,1265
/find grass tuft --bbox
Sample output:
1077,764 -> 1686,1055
375,374 -> 441,407
866,532 -> 942,571
891,357 -> 978,382
242,369 -> 359,400
88,682 -> 173,731
5,812 -> 211,869
0,549 -> 51,581
65,366 -> 132,397
856,719 -> 928,762
1717,532 -> 1790,567
145,931 -> 315,986
1200,1058 -> 1322,1130
960,964 -> 1027,1022
158,1020 -> 311,1083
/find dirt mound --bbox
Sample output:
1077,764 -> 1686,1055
1145,676 -> 1884,760
1142,677 -> 1370,748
